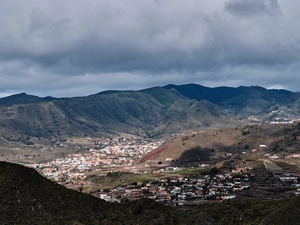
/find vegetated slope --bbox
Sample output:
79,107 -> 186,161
2,83 -> 300,146
1,161 -> 300,225
0,102 -> 75,138
197,196 -> 300,225
0,161 -> 186,225
0,92 -> 57,106
53,91 -> 164,134
55,88 -> 238,136
144,122 -> 300,162
0,161 -> 112,224
164,84 -> 300,118
0,87 -> 238,145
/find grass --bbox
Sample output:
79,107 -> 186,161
84,172 -> 166,191
264,160 -> 283,171
82,167 -> 215,192
174,167 -> 210,176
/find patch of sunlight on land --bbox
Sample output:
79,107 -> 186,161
174,167 -> 211,176
263,159 -> 283,171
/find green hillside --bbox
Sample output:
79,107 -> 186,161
1,83 -> 300,149
0,86 -> 239,146
164,84 -> 300,119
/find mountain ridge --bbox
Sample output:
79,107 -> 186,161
3,83 -> 298,103
0,83 -> 300,145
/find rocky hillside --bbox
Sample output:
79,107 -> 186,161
1,83 -> 300,146
164,84 -> 300,119
0,86 -> 238,145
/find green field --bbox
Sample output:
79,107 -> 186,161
263,160 -> 284,172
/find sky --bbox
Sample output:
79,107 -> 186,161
1,0 -> 300,97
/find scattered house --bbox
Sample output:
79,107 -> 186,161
223,195 -> 236,200
289,154 -> 300,158
200,164 -> 210,167
233,185 -> 242,192
170,187 -> 181,194
164,166 -> 178,172
165,158 -> 174,162
278,176 -> 298,183
99,194 -> 120,203
269,155 -> 280,159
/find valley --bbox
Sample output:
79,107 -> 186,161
18,121 -> 300,208
2,84 -> 300,224
2,0 -> 300,223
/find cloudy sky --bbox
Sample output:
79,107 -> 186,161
1,0 -> 300,97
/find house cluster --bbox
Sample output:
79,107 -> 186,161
29,138 -> 163,183
265,153 -> 300,160
96,170 -> 252,206
264,160 -> 299,184
270,169 -> 299,183
287,153 -> 300,158
248,113 -> 300,125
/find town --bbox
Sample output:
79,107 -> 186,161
26,135 -> 300,207
95,169 -> 252,206
29,137 -> 164,183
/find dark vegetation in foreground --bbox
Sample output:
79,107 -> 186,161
1,161 -> 300,225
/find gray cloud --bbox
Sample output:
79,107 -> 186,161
224,0 -> 281,17
0,0 -> 300,97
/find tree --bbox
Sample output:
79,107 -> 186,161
79,185 -> 83,193
209,167 -> 219,178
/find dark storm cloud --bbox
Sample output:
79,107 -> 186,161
0,0 -> 300,97
224,0 -> 281,17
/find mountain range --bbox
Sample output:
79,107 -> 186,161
0,84 -> 300,145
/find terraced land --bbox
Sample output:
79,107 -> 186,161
238,160 -> 295,200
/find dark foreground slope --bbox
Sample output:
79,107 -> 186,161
0,161 -> 200,225
2,162 -> 300,225
0,161 -> 112,224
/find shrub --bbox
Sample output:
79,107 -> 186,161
242,130 -> 250,136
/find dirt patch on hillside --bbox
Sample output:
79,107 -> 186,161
142,144 -> 171,161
